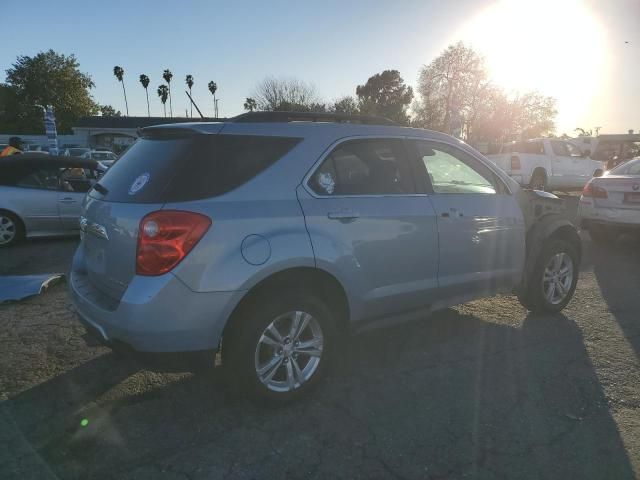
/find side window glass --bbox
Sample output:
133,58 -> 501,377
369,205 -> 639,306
417,142 -> 498,195
527,141 -> 545,154
309,139 -> 414,196
59,167 -> 95,193
565,142 -> 582,157
551,141 -> 569,156
16,168 -> 60,190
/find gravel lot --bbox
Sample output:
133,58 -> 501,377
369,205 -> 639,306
1,197 -> 639,479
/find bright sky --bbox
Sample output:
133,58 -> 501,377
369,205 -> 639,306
1,0 -> 638,134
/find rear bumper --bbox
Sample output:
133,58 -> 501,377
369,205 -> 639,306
69,252 -> 245,353
578,202 -> 640,229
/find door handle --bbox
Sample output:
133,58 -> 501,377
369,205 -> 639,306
327,210 -> 359,221
442,208 -> 463,218
59,197 -> 76,203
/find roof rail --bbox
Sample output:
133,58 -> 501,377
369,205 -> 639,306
232,111 -> 398,126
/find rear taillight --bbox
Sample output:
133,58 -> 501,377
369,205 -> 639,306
136,210 -> 211,276
510,155 -> 521,170
582,181 -> 608,199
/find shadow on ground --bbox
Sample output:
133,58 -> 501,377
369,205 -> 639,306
591,235 -> 640,359
1,305 -> 634,479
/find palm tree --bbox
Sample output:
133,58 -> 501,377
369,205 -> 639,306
157,84 -> 169,118
162,69 -> 173,117
208,81 -> 218,117
244,97 -> 257,112
139,74 -> 151,117
113,66 -> 129,116
185,75 -> 194,118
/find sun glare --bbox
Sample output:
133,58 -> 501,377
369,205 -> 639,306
455,0 -> 608,133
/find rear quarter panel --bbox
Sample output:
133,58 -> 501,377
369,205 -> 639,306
168,198 -> 316,292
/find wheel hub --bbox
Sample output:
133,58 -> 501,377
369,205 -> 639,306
543,252 -> 574,305
254,310 -> 324,393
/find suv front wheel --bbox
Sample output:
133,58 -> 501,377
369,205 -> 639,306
518,239 -> 579,314
223,290 -> 336,401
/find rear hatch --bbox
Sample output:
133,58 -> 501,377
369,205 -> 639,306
592,175 -> 640,209
81,126 -> 301,302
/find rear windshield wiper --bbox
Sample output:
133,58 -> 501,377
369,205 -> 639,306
93,183 -> 108,195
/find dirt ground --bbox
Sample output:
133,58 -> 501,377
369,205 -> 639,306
1,199 -> 640,479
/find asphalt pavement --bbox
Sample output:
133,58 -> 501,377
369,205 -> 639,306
1,195 -> 640,479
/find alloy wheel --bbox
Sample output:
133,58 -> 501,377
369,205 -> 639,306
542,252 -> 574,305
254,310 -> 324,393
0,215 -> 16,245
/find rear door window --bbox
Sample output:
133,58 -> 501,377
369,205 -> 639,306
309,139 -> 415,196
92,134 -> 301,203
551,141 -> 570,156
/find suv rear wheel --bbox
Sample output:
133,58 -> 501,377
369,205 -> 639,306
518,239 -> 579,313
223,290 -> 336,401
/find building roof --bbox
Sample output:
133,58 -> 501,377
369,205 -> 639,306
75,116 -> 229,129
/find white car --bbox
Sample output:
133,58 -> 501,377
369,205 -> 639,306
578,157 -> 640,243
486,138 -> 606,191
80,150 -> 118,172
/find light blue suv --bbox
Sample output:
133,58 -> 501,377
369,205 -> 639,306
70,112 -> 581,400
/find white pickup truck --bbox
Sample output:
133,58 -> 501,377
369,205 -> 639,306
486,138 -> 606,191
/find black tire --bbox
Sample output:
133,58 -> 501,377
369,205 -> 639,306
529,169 -> 547,191
0,210 -> 24,247
222,289 -> 336,402
588,224 -> 618,245
518,239 -> 579,314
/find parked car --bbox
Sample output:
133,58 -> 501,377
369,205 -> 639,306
61,147 -> 91,157
486,138 -> 606,191
81,150 -> 118,173
70,112 -> 581,401
0,154 -> 99,246
578,157 -> 640,243
81,150 -> 117,161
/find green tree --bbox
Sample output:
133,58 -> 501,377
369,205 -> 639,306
157,84 -> 169,117
185,74 -> 194,118
208,81 -> 218,117
356,70 -> 413,124
112,66 -> 129,116
0,50 -> 98,133
162,69 -> 173,117
330,96 -> 359,115
243,97 -> 257,112
139,74 -> 150,117
100,104 -> 121,117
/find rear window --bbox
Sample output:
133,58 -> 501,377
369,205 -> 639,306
92,134 -> 301,203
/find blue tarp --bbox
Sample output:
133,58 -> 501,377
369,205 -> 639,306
0,274 -> 64,303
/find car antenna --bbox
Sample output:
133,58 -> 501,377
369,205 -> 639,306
185,90 -> 205,119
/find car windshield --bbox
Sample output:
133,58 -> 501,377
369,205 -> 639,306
610,158 -> 640,175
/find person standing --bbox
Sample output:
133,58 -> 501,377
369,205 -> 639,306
0,137 -> 23,156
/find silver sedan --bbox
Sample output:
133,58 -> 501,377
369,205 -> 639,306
578,157 -> 640,244
0,154 -> 99,247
